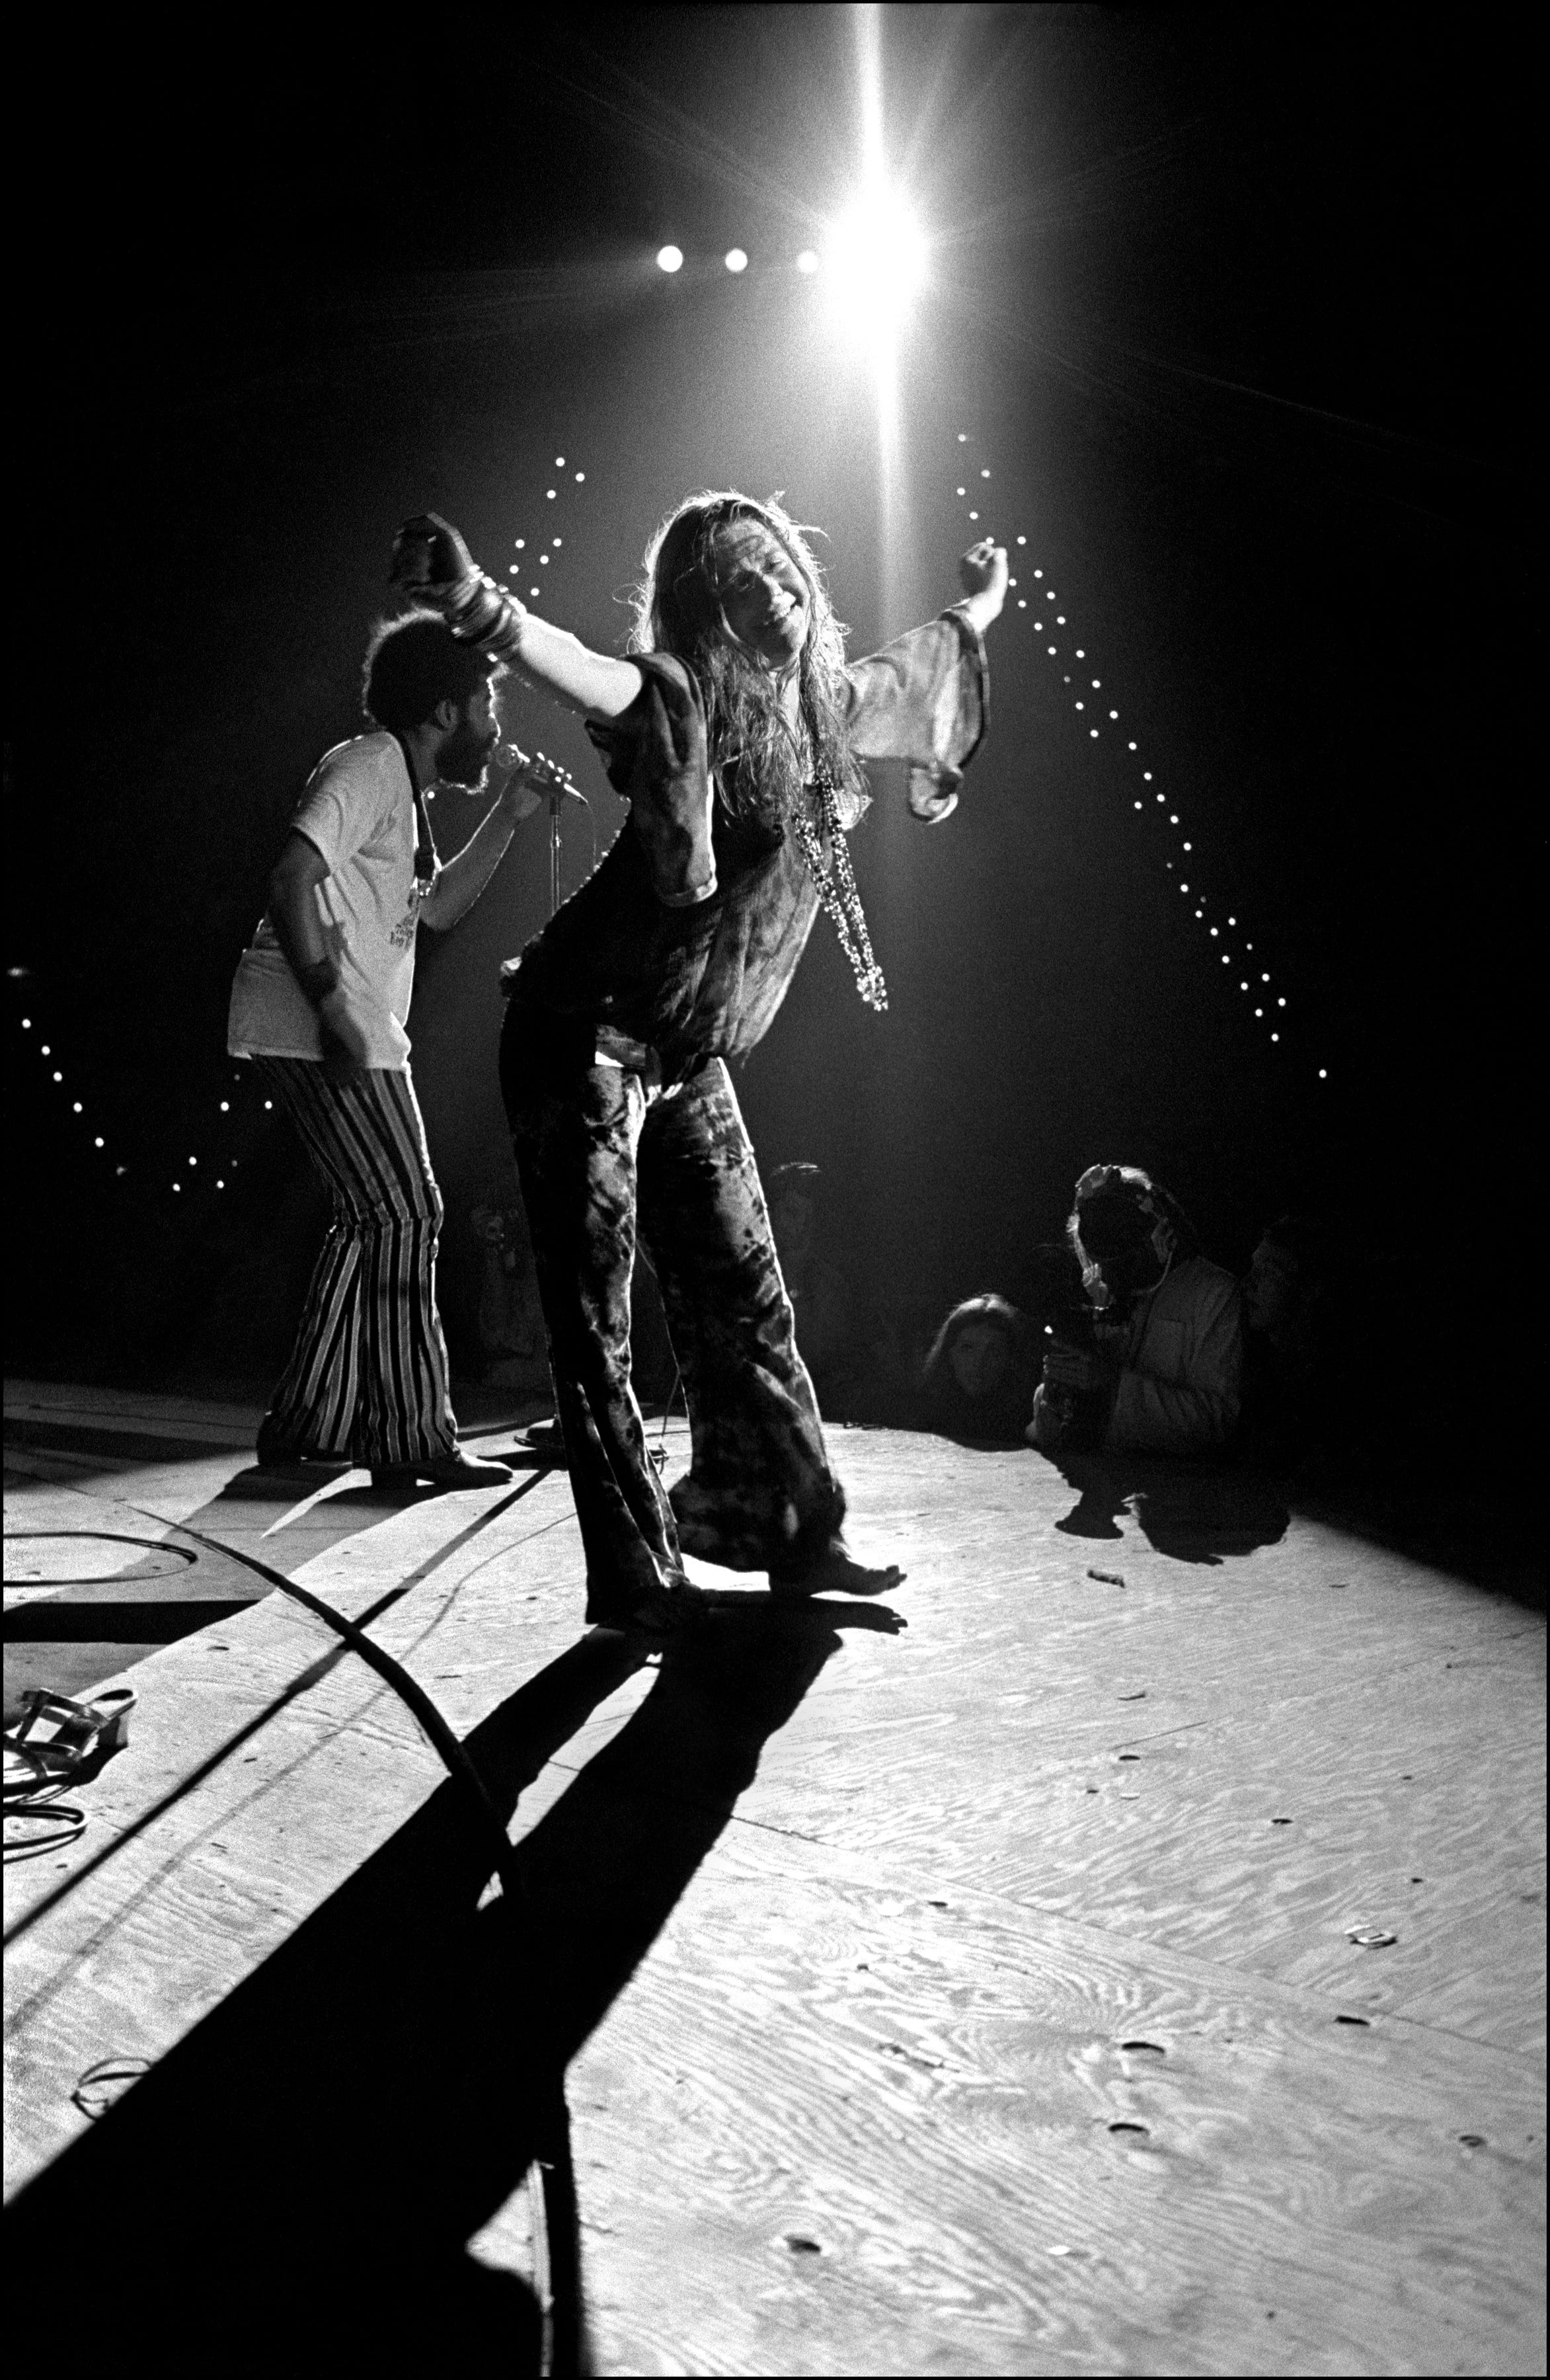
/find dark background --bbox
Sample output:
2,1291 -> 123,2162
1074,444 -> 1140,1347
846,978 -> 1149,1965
9,7 -> 1536,1476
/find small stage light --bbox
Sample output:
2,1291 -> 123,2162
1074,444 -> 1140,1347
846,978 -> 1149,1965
724,249 -> 748,274
656,245 -> 683,273
796,250 -> 820,274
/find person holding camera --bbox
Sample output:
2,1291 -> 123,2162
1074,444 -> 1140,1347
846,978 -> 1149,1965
228,612 -> 547,1488
1025,1164 -> 1245,1456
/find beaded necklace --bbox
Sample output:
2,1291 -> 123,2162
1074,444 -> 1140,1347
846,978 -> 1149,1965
787,760 -> 888,1013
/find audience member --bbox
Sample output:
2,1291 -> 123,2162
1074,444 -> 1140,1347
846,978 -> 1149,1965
469,1199 -> 549,1390
921,1293 -> 1039,1445
1239,1213 -> 1333,1468
767,1163 -> 861,1406
1026,1163 -> 1245,1456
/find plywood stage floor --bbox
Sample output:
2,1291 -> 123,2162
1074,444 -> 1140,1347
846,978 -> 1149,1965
3,1380 -> 1545,2375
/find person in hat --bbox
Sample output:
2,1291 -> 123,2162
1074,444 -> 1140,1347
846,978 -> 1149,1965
1026,1164 -> 1245,1456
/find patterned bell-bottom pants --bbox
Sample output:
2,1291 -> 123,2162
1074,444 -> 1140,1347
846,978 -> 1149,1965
501,1044 -> 845,1624
253,1056 -> 459,1469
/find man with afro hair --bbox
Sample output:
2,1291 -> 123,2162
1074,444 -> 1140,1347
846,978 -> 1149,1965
228,608 -> 544,1488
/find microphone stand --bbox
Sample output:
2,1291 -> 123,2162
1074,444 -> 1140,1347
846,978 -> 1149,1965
499,747 -> 585,922
549,785 -> 566,920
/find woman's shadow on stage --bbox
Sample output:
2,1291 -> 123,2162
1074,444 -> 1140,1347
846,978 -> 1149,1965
1050,1449 -> 1290,1564
5,1592 -> 902,2373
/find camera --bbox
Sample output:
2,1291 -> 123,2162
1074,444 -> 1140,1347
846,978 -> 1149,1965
1042,1301 -> 1117,1452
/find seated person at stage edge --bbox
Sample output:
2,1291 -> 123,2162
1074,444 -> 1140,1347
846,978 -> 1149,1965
921,1293 -> 1040,1445
1026,1164 -> 1245,1457
1239,1212 -> 1333,1468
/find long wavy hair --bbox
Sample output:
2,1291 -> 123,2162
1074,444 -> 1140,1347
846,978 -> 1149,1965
629,491 -> 870,828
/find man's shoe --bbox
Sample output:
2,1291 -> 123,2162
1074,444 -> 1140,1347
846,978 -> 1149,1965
368,1448 -> 514,1492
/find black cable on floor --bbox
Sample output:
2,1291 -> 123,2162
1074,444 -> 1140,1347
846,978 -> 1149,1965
134,1509 -> 528,1907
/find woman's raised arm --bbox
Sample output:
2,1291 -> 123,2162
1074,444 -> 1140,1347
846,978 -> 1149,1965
390,512 -> 644,721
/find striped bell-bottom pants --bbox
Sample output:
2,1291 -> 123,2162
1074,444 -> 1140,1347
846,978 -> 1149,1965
252,1057 -> 459,1468
501,1035 -> 844,1624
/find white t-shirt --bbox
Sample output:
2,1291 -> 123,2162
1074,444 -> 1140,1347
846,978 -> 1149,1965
227,733 -> 433,1070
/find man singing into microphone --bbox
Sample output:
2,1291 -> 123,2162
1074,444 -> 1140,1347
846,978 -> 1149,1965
227,609 -> 543,1488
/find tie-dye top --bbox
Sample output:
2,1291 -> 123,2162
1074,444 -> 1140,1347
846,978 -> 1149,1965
501,608 -> 988,1080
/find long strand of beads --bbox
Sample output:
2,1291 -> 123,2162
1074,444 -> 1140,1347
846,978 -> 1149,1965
790,772 -> 888,1012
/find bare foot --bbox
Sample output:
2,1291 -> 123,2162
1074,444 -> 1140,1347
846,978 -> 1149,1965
769,1539 -> 906,1600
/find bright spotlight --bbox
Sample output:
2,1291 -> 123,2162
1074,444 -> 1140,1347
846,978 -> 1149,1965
656,245 -> 683,274
823,186 -> 927,331
724,248 -> 748,274
796,249 -> 820,274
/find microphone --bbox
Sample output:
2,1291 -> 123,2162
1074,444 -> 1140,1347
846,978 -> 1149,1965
496,742 -> 589,803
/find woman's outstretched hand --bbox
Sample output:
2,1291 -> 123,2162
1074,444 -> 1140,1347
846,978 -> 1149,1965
390,512 -> 477,600
958,537 -> 1009,627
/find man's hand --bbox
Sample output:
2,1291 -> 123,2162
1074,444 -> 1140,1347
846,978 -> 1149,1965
958,538 -> 1009,628
495,746 -> 546,826
391,512 -> 478,602
317,988 -> 373,1085
1025,1384 -> 1067,1450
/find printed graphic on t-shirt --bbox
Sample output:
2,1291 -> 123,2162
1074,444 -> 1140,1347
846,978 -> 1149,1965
226,733 -> 421,1069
